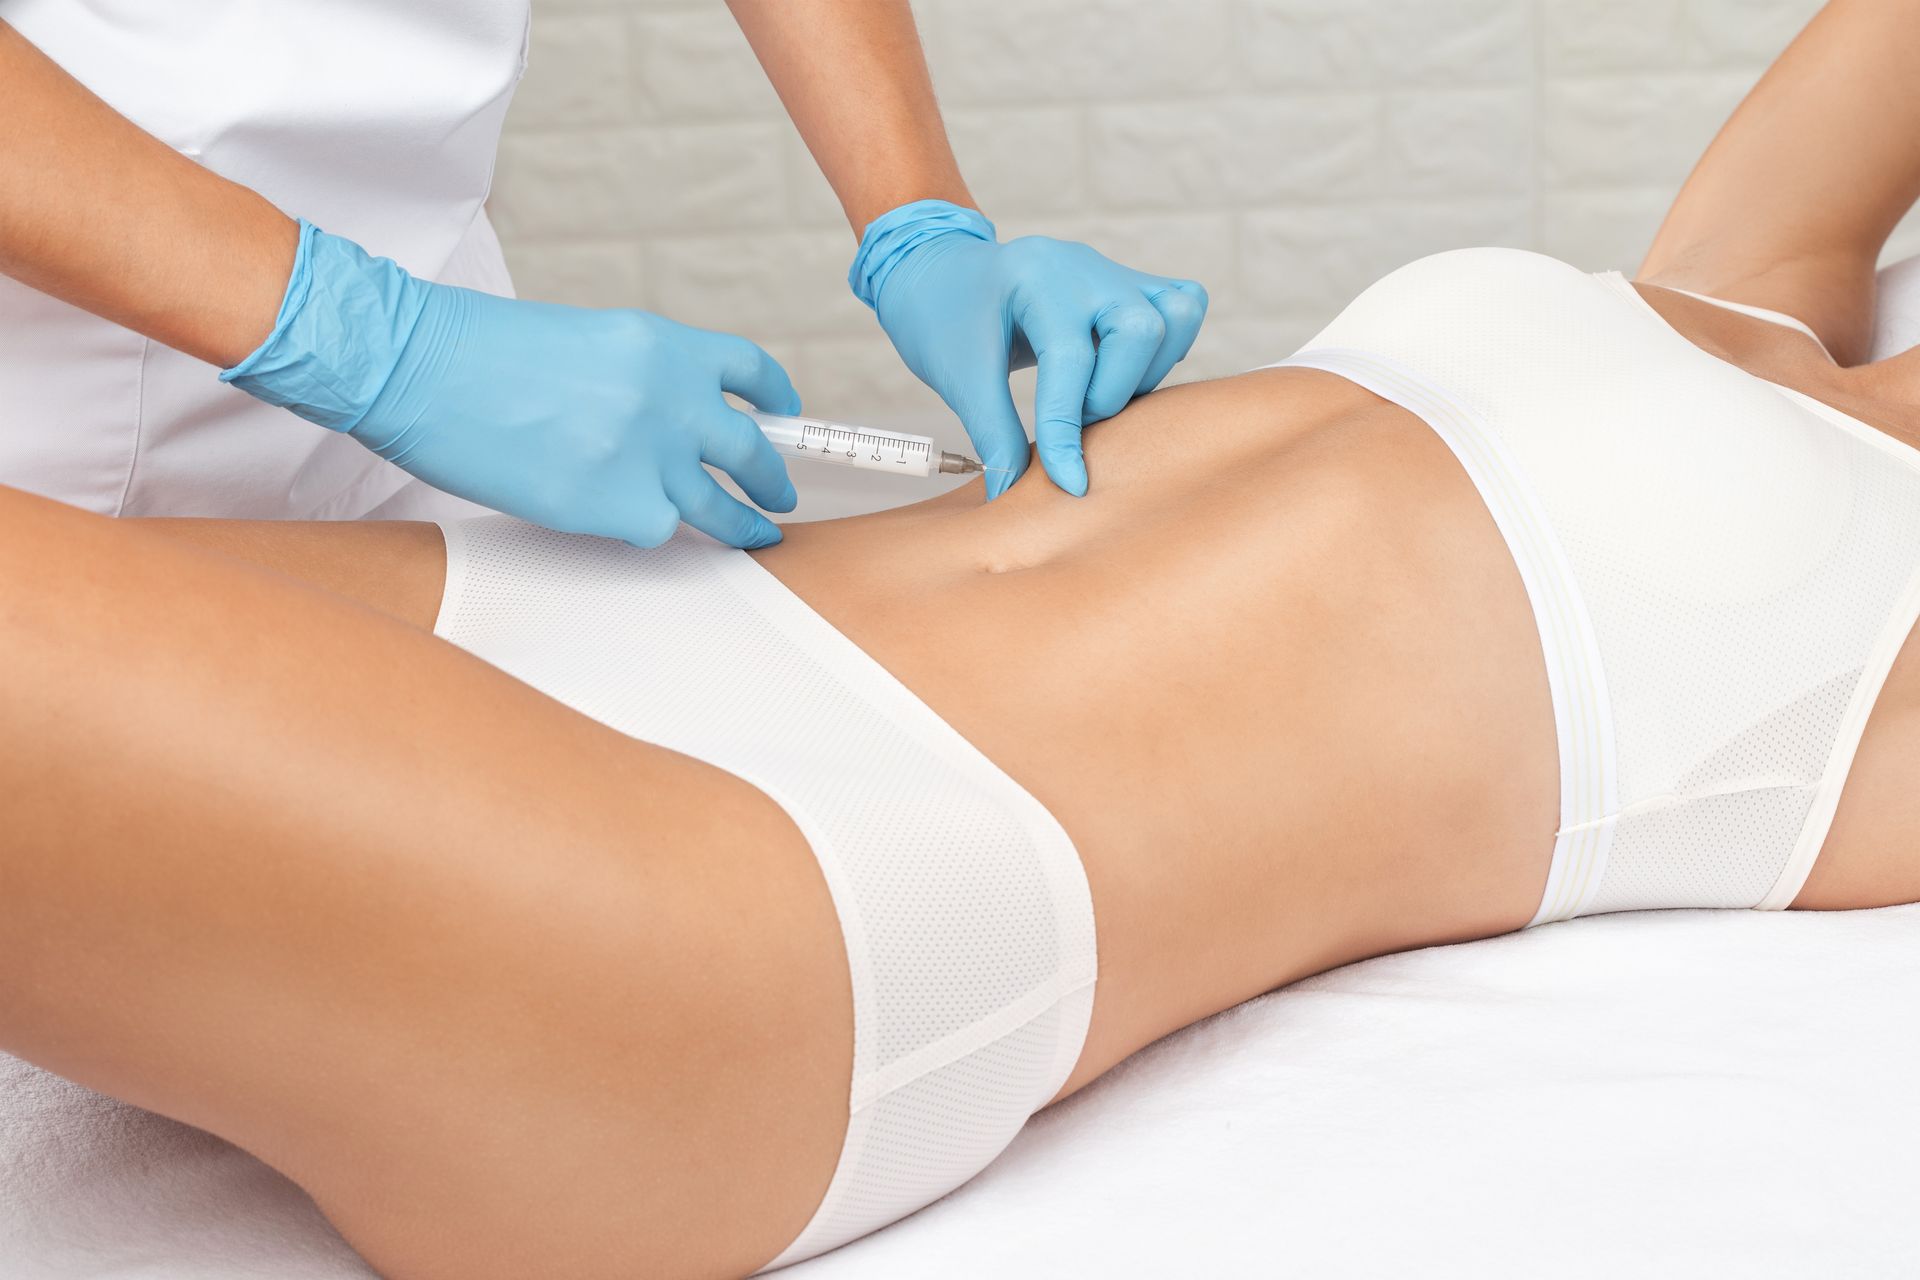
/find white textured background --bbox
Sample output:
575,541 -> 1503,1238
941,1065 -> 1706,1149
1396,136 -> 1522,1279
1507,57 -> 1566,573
490,0 -> 1920,514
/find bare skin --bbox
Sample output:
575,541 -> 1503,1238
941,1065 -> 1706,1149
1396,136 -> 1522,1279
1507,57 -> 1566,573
8,301 -> 1918,1279
5,2 -> 1920,1278
0,368 -> 1559,1280
0,2 -> 975,367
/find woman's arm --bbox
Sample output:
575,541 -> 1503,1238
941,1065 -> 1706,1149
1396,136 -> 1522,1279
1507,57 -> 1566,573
0,21 -> 296,366
1638,0 -> 1920,364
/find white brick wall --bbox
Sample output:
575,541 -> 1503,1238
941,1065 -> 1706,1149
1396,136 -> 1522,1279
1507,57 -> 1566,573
492,0 -> 1920,515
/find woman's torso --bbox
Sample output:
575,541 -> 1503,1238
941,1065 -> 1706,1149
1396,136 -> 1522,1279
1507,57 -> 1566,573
754,248 -> 1920,1082
0,1 -> 530,518
759,359 -> 1562,1079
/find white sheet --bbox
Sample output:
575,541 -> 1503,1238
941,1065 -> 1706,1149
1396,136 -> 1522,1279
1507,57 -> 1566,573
793,906 -> 1920,1278
9,911 -> 1915,1279
6,261 -> 1920,1278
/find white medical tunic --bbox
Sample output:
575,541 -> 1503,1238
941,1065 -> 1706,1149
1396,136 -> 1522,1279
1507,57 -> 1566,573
0,0 -> 532,518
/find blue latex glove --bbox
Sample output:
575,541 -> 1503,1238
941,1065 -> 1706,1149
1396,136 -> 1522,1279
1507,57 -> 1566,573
852,200 -> 1208,498
223,221 -> 800,548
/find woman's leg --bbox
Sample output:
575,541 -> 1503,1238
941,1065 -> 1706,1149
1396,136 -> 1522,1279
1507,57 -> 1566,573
0,486 -> 850,1279
128,515 -> 448,627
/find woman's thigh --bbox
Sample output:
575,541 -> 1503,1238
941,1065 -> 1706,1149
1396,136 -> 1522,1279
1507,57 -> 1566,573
0,486 -> 849,1279
130,514 -> 449,627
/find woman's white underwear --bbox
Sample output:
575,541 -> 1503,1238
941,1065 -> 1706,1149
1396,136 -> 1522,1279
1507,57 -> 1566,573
431,516 -> 1098,1270
1270,247 -> 1920,924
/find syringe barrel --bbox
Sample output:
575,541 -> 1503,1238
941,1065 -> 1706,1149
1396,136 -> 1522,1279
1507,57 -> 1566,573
748,411 -> 937,477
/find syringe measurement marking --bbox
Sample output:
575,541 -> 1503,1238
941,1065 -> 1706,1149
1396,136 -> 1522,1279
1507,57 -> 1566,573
793,424 -> 933,467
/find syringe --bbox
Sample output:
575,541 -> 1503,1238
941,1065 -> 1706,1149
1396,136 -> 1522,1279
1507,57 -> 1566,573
748,410 -> 995,479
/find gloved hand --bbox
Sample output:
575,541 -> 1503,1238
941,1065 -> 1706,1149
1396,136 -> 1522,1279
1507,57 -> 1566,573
852,200 -> 1208,498
223,220 -> 801,548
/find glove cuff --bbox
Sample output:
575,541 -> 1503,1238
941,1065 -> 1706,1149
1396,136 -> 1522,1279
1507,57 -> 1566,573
847,199 -> 997,311
220,219 -> 429,435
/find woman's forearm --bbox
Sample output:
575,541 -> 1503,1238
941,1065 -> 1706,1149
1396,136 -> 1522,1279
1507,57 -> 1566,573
1639,0 -> 1920,359
725,0 -> 974,233
0,21 -> 296,367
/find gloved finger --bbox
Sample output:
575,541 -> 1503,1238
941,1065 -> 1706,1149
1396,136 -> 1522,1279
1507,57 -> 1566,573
944,359 -> 1032,501
665,464 -> 784,549
617,497 -> 685,550
1025,308 -> 1099,497
1082,301 -> 1167,423
712,334 -> 803,415
1133,278 -> 1209,395
703,408 -> 798,513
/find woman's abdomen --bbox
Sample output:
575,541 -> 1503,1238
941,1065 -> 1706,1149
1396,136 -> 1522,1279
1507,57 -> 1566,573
756,368 -> 1562,1084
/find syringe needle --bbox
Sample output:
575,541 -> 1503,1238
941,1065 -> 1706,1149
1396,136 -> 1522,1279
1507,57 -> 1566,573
936,452 -> 1018,476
